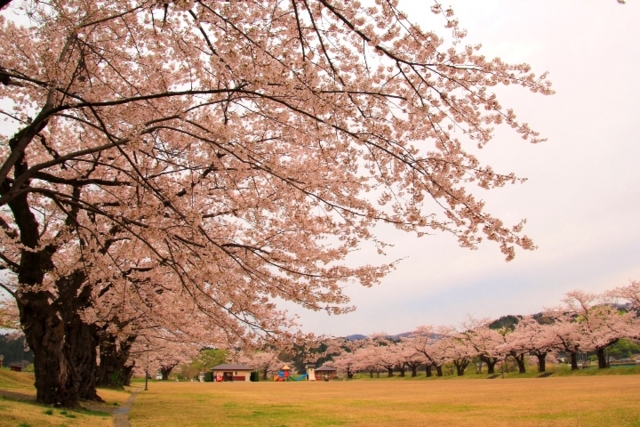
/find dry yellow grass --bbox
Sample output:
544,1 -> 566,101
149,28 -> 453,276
0,370 -> 131,427
129,376 -> 640,427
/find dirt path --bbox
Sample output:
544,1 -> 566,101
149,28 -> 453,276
113,387 -> 142,427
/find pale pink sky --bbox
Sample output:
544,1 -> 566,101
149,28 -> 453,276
291,0 -> 640,337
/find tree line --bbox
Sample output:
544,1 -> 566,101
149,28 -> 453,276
323,283 -> 640,377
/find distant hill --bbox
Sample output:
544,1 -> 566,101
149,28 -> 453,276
488,315 -> 522,330
344,334 -> 367,341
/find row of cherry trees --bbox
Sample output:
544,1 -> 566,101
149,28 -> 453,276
327,283 -> 640,377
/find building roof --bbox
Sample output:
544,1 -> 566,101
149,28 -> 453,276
212,363 -> 254,371
315,365 -> 337,372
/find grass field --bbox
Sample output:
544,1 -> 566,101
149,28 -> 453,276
129,375 -> 640,427
2,369 -> 640,426
0,369 -> 130,427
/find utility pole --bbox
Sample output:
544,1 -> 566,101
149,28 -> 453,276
145,342 -> 149,391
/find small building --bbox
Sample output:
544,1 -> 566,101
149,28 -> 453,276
305,364 -> 316,381
314,365 -> 337,381
211,363 -> 254,382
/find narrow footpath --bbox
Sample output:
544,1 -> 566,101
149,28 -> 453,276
113,387 -> 142,427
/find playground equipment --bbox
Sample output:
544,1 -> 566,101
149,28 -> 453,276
306,365 -> 316,381
273,371 -> 308,381
272,365 -> 315,381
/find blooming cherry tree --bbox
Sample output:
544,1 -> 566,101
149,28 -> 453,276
459,317 -> 506,374
1,0 -> 551,406
561,291 -> 635,369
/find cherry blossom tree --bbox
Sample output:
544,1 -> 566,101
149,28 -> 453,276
0,294 -> 19,330
561,291 -> 635,369
459,317 -> 506,374
509,316 -> 556,373
1,0 -> 551,406
326,337 -> 370,379
364,334 -> 402,377
331,349 -> 358,379
441,332 -> 473,376
543,308 -> 583,370
233,349 -> 281,380
495,320 -> 528,374
409,325 -> 449,377
610,281 -> 640,315
397,340 -> 422,377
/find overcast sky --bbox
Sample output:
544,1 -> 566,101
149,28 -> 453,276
290,0 -> 640,337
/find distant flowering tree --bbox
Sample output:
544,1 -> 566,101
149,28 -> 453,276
441,331 -> 474,376
233,349 -> 281,380
508,316 -> 556,373
543,309 -> 583,370
561,291 -> 635,369
459,317 -> 506,374
495,321 -> 528,374
397,340 -> 423,377
408,325 -> 449,377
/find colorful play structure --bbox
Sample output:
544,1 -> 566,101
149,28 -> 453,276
273,364 -> 316,381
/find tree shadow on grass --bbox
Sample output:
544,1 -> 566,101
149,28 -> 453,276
0,389 -> 114,416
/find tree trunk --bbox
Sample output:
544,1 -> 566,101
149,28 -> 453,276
425,364 -> 432,377
435,365 -> 443,377
596,347 -> 608,369
57,271 -> 102,402
454,359 -> 469,376
386,366 -> 393,377
481,356 -> 498,374
69,320 -> 100,401
536,352 -> 547,373
398,363 -> 406,377
10,182 -> 82,408
19,291 -> 80,407
410,364 -> 418,377
569,352 -> 579,370
161,364 -> 177,380
122,362 -> 135,386
97,333 -> 137,388
511,353 -> 526,374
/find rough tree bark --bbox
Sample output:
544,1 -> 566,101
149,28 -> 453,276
97,333 -> 137,388
10,185 -> 82,407
57,271 -> 103,402
19,291 -> 80,407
